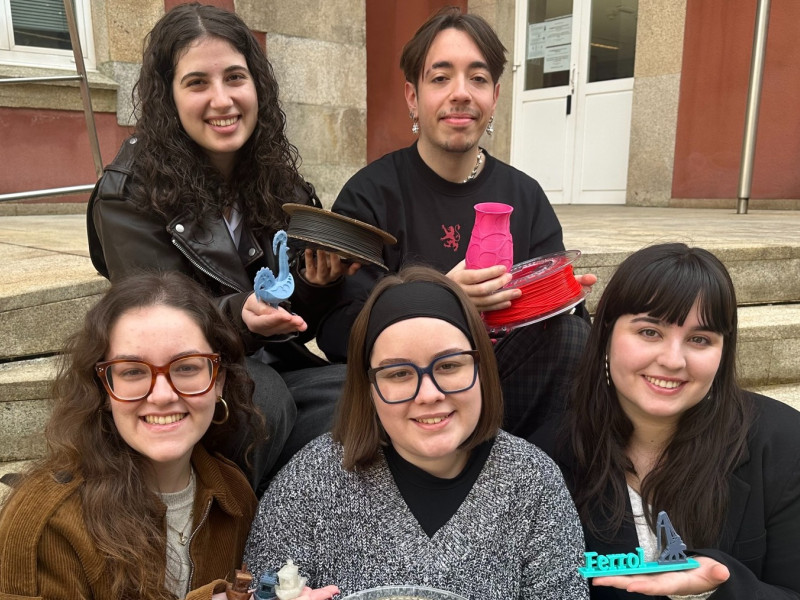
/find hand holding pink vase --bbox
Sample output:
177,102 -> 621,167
465,202 -> 514,270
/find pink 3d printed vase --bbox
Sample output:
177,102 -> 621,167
465,202 -> 514,270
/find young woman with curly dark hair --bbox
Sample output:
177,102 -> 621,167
0,272 -> 265,599
87,3 -> 357,494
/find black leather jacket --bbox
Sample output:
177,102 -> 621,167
87,137 -> 340,370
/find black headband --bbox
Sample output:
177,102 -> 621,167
365,281 -> 474,358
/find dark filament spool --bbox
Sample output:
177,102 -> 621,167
286,208 -> 393,270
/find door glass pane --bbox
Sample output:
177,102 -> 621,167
10,0 -> 73,51
588,0 -> 638,82
524,0 -> 573,90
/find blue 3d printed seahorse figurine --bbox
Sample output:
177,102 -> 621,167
254,230 -> 294,307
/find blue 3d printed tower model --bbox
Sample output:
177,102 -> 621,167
579,511 -> 700,578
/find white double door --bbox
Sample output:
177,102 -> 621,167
511,0 -> 638,204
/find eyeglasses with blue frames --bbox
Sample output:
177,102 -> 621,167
95,353 -> 221,402
367,350 -> 480,404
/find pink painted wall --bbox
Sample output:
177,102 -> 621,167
672,0 -> 800,199
366,0 -> 467,162
0,108 -> 130,200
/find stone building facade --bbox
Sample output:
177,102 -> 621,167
1,0 -> 797,208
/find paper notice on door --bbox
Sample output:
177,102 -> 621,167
541,15 -> 572,73
544,44 -> 571,73
545,15 -> 572,47
527,23 -> 546,60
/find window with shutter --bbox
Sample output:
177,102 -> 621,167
1,0 -> 95,69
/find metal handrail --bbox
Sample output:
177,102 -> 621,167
0,185 -> 96,203
0,0 -> 103,204
737,0 -> 771,215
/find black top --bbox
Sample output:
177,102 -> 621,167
318,142 -> 566,361
550,392 -> 800,600
385,438 -> 495,537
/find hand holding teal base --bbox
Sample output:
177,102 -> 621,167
579,548 -> 700,578
579,511 -> 701,579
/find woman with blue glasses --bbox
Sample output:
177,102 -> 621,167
244,265 -> 588,600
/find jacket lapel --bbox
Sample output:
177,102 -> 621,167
168,212 -> 256,292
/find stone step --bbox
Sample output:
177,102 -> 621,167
752,383 -> 800,413
1,246 -> 795,358
737,304 -> 800,387
573,245 -> 800,314
0,214 -> 108,360
557,205 -> 800,314
0,356 -> 56,462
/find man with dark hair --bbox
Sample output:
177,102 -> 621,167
317,7 -> 594,444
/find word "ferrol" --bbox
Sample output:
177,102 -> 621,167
583,547 -> 646,571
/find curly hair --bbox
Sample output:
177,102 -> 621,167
562,243 -> 752,548
7,272 -> 262,599
129,2 -> 304,231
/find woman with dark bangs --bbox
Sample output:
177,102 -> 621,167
553,243 -> 800,599
87,3 -> 357,494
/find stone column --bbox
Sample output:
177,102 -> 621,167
626,0 -> 688,206
469,0 -> 515,164
93,0 -> 163,126
238,1 -> 366,208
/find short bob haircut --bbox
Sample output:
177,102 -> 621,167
332,265 -> 503,470
565,243 -> 751,546
399,6 -> 508,86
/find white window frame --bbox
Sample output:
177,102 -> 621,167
0,0 -> 96,70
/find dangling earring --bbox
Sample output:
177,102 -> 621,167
605,354 -> 611,387
411,112 -> 420,135
212,396 -> 229,425
486,115 -> 495,136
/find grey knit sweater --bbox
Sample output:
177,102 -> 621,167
244,431 -> 588,600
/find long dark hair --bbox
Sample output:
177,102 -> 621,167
5,272 -> 261,599
130,2 -> 304,230
563,243 -> 752,547
332,265 -> 503,470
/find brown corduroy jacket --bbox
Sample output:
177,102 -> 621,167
0,445 -> 257,599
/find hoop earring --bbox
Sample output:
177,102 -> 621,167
212,396 -> 229,425
486,115 -> 494,136
605,354 -> 611,387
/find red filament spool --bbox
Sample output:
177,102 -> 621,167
483,250 -> 587,337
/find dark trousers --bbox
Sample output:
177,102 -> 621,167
494,312 -> 590,446
236,359 -> 344,497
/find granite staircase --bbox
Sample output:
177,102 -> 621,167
1,205 -> 799,482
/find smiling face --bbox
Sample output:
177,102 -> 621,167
608,299 -> 723,431
172,36 -> 258,177
106,304 -> 224,490
369,317 -> 481,478
406,27 -> 499,159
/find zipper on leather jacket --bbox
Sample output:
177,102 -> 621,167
171,238 -> 247,293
